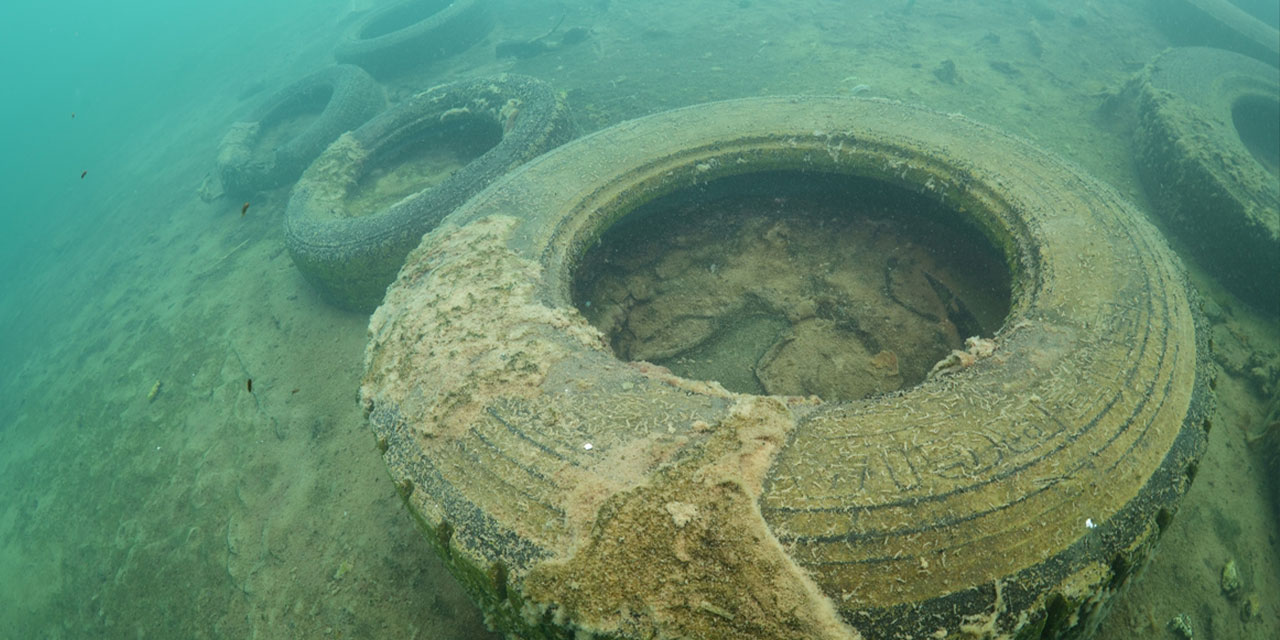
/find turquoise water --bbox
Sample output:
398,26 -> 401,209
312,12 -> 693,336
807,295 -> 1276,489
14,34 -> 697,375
1,1 -> 1276,638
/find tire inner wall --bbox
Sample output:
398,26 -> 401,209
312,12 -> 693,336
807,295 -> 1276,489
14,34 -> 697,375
572,171 -> 1012,401
1231,94 -> 1280,176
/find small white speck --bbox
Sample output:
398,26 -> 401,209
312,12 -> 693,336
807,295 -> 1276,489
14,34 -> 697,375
583,442 -> 593,451
1085,518 -> 1096,529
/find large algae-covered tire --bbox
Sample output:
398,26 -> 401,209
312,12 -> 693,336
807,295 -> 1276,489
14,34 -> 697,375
362,97 -> 1213,639
1135,47 -> 1280,315
216,65 -> 386,197
335,0 -> 492,78
1151,0 -> 1279,67
285,74 -> 576,312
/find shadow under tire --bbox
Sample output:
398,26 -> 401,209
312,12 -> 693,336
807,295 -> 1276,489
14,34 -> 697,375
1135,46 -> 1280,315
216,65 -> 386,198
362,97 -> 1213,640
285,74 -> 576,312
334,0 -> 493,78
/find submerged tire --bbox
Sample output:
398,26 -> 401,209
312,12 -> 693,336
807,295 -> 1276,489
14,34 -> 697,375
285,74 -> 576,311
362,97 -> 1213,640
216,65 -> 385,197
1135,47 -> 1280,315
1152,0 -> 1279,67
335,0 -> 492,78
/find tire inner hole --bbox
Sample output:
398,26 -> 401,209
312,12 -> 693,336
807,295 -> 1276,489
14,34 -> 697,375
573,171 -> 1012,402
1232,94 -> 1280,179
344,115 -> 500,215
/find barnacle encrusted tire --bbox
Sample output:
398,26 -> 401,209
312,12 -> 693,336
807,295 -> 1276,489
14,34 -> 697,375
216,65 -> 385,197
334,0 -> 492,78
284,74 -> 576,311
1135,47 -> 1280,315
362,97 -> 1212,639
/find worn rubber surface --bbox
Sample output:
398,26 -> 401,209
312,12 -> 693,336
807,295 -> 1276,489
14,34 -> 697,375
362,97 -> 1213,640
216,65 -> 385,197
1152,0 -> 1279,67
285,74 -> 576,311
1135,47 -> 1280,315
335,0 -> 492,78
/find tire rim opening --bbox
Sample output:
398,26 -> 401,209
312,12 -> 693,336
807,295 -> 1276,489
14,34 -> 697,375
573,171 -> 1012,401
1232,94 -> 1280,178
343,115 -> 501,216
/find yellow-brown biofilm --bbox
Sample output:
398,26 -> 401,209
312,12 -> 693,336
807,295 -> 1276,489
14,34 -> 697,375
367,217 -> 857,638
524,396 -> 860,640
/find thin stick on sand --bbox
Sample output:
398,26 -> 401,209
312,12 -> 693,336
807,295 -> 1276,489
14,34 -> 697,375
196,238 -> 251,279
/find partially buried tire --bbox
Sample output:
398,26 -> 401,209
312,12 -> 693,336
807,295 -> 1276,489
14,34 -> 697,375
1135,47 -> 1280,315
216,65 -> 386,198
362,97 -> 1213,639
285,74 -> 576,311
1151,0 -> 1279,68
335,0 -> 492,79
